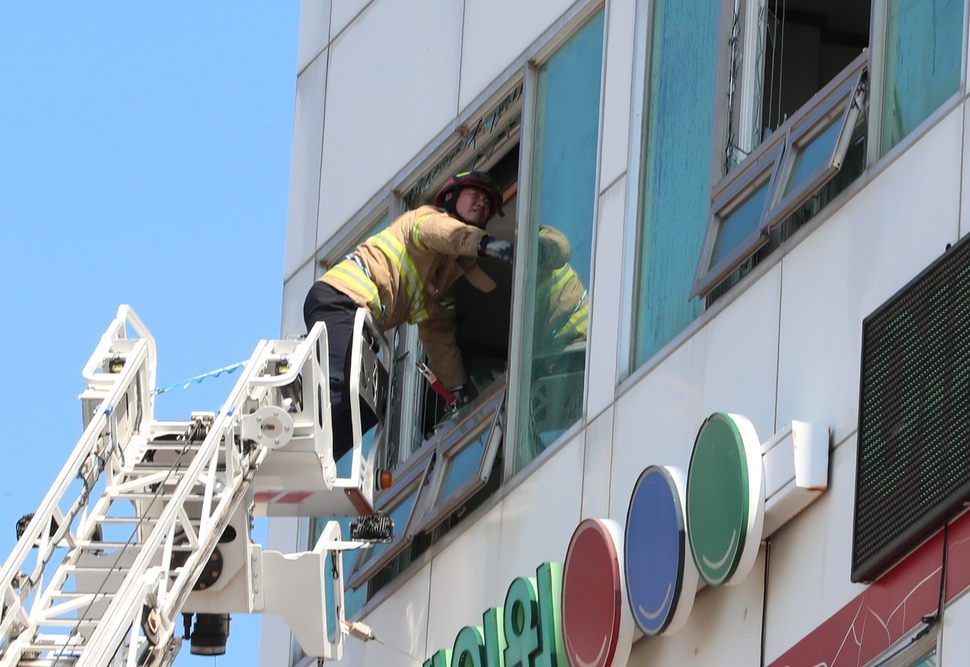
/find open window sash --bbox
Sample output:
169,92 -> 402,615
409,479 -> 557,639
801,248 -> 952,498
413,379 -> 506,534
690,133 -> 784,300
691,51 -> 869,301
346,442 -> 434,590
763,53 -> 868,230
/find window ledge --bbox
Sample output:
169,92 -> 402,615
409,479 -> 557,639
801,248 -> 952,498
620,155 -> 872,399
866,86 -> 965,190
348,417 -> 586,621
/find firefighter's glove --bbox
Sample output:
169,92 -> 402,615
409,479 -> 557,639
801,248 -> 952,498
449,385 -> 472,407
478,235 -> 514,263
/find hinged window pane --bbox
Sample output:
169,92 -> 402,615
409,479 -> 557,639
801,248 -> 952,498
415,383 -> 505,533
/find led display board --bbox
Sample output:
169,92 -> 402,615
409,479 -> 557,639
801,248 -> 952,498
854,235 -> 970,582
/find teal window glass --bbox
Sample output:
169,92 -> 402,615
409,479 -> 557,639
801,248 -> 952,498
436,427 -> 489,503
710,181 -> 770,269
881,0 -> 964,155
518,10 -> 603,471
785,118 -> 842,197
633,0 -> 720,367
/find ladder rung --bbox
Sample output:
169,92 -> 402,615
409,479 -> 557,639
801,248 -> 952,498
75,541 -> 141,550
21,641 -> 83,651
49,592 -> 114,600
73,541 -> 195,553
128,464 -> 193,473
35,618 -> 101,627
140,442 -> 203,451
109,491 -> 209,501
62,565 -> 129,574
19,659 -> 81,667
95,516 -> 157,525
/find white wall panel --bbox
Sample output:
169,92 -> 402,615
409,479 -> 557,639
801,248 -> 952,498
297,0 -> 331,74
318,0 -> 462,244
700,263 -> 781,442
942,587 -> 970,665
458,0 -> 575,111
587,176 -> 626,418
360,563 -> 432,665
610,332 -> 706,521
497,434 -> 584,585
630,550 -> 765,666
337,635 -> 367,667
285,55 -> 328,279
960,101 -> 970,239
331,0 -> 372,40
598,0 -> 636,190
776,109 -> 963,443
582,406 -> 614,520
281,261 -> 316,337
425,503 -> 504,656
762,436 -> 866,663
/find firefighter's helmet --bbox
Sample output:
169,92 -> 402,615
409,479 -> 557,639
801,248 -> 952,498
434,171 -> 504,220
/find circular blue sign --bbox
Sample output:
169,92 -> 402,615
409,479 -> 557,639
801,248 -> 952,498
624,466 -> 697,636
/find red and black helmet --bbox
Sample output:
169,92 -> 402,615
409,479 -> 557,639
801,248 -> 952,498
434,171 -> 504,219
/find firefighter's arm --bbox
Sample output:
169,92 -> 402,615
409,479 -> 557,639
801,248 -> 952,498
417,314 -> 467,390
409,210 -> 488,257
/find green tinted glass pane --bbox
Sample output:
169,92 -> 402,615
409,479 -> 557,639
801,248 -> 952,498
881,0 -> 963,155
709,181 -> 769,268
785,117 -> 842,197
436,428 -> 489,503
909,648 -> 937,667
634,0 -> 719,367
518,11 -> 603,471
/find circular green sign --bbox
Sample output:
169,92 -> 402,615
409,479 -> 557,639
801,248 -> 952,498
686,413 -> 764,586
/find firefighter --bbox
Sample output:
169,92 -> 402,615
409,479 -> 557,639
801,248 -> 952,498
304,171 -> 513,459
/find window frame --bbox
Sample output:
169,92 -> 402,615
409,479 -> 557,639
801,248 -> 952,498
691,52 -> 869,302
763,57 -> 867,230
345,442 -> 435,590
413,380 -> 506,534
863,623 -> 939,667
690,131 -> 785,300
504,5 -> 607,477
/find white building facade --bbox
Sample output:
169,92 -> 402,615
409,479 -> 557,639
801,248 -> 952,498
264,1 -> 970,666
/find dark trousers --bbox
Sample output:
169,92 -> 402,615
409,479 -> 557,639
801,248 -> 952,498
303,282 -> 378,461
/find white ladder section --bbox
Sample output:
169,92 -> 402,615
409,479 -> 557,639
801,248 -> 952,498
0,305 -> 391,667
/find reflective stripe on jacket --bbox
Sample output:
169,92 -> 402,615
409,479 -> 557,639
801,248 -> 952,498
319,205 -> 496,388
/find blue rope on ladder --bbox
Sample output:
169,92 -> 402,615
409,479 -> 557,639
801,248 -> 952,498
152,362 -> 247,396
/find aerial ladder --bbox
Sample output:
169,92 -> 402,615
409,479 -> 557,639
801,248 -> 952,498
0,305 -> 392,667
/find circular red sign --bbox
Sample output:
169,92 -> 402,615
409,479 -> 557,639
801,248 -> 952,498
562,519 -> 622,667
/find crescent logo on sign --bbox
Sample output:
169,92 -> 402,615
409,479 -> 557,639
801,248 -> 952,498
562,519 -> 633,667
686,413 -> 764,587
624,466 -> 698,636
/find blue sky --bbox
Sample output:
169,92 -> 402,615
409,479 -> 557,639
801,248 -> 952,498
1,4 -> 301,665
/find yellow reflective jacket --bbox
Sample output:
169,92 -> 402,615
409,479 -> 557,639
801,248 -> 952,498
318,205 -> 496,389
534,225 -> 588,352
